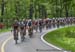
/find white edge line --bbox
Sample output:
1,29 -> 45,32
41,28 -> 62,50
40,26 -> 71,52
1,36 -> 13,52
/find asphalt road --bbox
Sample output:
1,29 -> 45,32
0,28 -> 69,52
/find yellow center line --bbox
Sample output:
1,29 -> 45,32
1,36 -> 13,52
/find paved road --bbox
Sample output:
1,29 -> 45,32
0,28 -> 67,52
0,32 -> 11,52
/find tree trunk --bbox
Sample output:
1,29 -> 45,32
1,0 -> 4,16
65,6 -> 68,18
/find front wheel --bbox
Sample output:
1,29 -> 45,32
28,28 -> 33,38
29,32 -> 33,38
13,29 -> 18,44
39,26 -> 42,33
15,39 -> 18,44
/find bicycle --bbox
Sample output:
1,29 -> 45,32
13,29 -> 18,44
28,26 -> 33,38
20,27 -> 25,42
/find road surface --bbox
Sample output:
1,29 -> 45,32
0,28 -> 67,52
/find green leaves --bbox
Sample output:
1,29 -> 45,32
44,26 -> 75,52
0,0 -> 75,27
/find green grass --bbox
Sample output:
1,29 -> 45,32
0,28 -> 11,33
44,26 -> 75,52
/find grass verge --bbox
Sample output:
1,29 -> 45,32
44,26 -> 75,52
0,28 -> 11,33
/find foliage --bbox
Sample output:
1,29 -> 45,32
0,0 -> 75,27
0,28 -> 11,33
44,26 -> 75,52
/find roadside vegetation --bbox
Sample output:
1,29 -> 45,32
0,28 -> 11,33
44,26 -> 75,52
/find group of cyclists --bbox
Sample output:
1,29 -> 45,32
12,17 -> 75,44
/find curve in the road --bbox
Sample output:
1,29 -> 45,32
41,25 -> 74,52
1,25 -> 73,52
1,36 -> 13,52
41,28 -> 62,50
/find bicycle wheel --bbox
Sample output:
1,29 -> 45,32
14,30 -> 18,44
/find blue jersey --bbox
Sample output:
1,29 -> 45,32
28,21 -> 32,27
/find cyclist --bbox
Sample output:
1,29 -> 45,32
48,19 -> 52,29
28,19 -> 33,38
39,19 -> 43,33
19,19 -> 25,42
35,20 -> 38,32
12,19 -> 19,44
45,18 -> 49,29
56,18 -> 60,28
23,19 -> 28,37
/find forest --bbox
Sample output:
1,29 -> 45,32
0,0 -> 75,28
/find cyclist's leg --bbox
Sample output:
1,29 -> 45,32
39,26 -> 42,33
28,27 -> 32,38
13,29 -> 16,40
13,29 -> 18,44
23,27 -> 26,37
16,29 -> 19,41
28,27 -> 30,37
35,25 -> 37,32
20,28 -> 23,41
20,30 -> 23,41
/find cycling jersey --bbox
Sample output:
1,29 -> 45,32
28,21 -> 32,27
13,22 -> 19,29
19,21 -> 25,30
23,21 -> 27,27
39,21 -> 42,26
